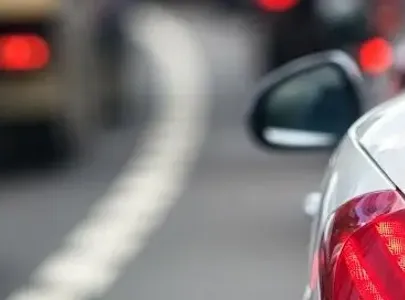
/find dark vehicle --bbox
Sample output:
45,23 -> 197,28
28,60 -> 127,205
266,0 -> 404,103
259,0 -> 403,69
216,0 -> 404,104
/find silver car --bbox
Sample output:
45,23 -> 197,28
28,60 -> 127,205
247,50 -> 405,299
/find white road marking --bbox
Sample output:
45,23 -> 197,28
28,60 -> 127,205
6,4 -> 209,300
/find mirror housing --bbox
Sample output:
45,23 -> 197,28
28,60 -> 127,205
247,50 -> 364,151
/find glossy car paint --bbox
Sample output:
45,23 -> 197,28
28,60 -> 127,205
302,98 -> 404,299
357,93 -> 405,193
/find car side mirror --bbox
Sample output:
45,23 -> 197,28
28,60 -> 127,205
248,50 -> 364,151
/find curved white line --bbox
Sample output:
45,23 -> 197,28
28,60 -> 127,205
6,4 -> 210,300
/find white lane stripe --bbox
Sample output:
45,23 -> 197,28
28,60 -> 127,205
6,4 -> 209,300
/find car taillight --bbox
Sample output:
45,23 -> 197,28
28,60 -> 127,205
256,0 -> 299,12
358,37 -> 393,75
0,34 -> 50,71
318,190 -> 405,299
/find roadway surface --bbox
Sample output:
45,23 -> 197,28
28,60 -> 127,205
0,3 -> 329,300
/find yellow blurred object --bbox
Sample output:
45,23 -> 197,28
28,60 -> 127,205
0,0 -> 102,157
0,0 -> 60,20
0,0 -> 63,122
0,73 -> 61,121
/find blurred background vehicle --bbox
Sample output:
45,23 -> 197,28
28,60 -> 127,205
257,0 -> 402,68
246,48 -> 405,299
0,0 -> 132,164
218,0 -> 405,103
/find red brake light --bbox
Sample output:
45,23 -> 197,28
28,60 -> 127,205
359,37 -> 393,75
0,34 -> 50,71
256,0 -> 299,12
318,190 -> 405,299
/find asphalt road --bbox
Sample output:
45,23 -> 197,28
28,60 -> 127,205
0,3 -> 330,300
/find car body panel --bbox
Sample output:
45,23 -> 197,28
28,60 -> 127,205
0,0 -> 60,20
303,93 -> 405,299
0,73 -> 61,120
356,92 -> 405,194
304,128 -> 395,299
315,130 -> 394,229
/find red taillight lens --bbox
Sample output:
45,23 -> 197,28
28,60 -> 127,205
358,37 -> 393,75
0,34 -> 50,71
319,190 -> 405,299
256,0 -> 299,12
